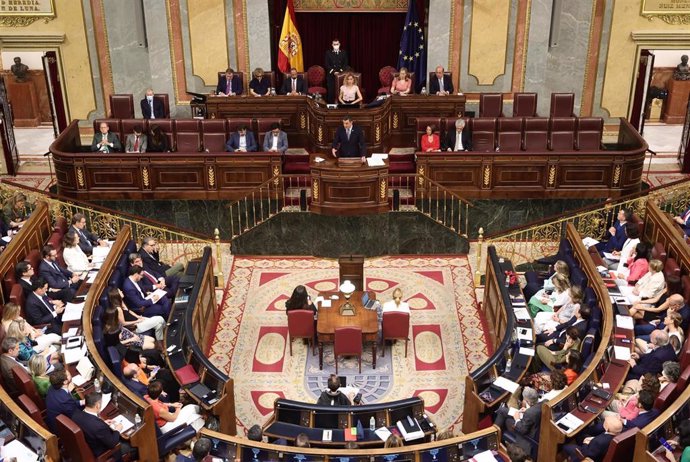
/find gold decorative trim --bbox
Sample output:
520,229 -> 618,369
142,167 -> 150,188
318,124 -> 323,143
375,123 -> 381,143
300,112 -> 306,130
392,112 -> 399,129
76,167 -> 85,188
642,14 -> 690,24
312,178 -> 319,201
97,0 -> 113,114
0,33 -> 65,43
379,178 -> 387,200
612,165 -> 621,187
208,166 -> 216,188
417,165 -> 425,187
272,166 -> 280,186
482,165 -> 491,188
580,0 -> 599,116
548,165 -> 557,187
0,16 -> 55,27
520,0 -> 532,94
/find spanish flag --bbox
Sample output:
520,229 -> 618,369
277,0 -> 303,73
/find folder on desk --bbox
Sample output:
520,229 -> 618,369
396,416 -> 424,441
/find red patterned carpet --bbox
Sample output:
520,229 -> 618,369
207,256 -> 490,433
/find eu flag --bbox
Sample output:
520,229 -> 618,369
397,0 -> 426,91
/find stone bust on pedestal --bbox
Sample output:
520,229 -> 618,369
10,57 -> 29,83
673,54 -> 690,81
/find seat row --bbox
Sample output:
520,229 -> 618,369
416,116 -> 604,152
93,117 -> 282,153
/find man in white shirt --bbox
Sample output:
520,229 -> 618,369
226,126 -> 258,152
262,123 -> 289,154
443,119 -> 472,151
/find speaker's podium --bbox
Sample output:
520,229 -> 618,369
309,155 -> 389,216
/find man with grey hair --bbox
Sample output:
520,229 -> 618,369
661,361 -> 680,385
628,329 -> 677,380
0,337 -> 26,395
141,88 -> 165,119
563,414 -> 623,461
443,118 -> 472,152
494,386 -> 541,453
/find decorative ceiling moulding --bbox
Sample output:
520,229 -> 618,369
0,0 -> 56,26
630,31 -> 690,45
0,34 -> 65,44
293,0 -> 407,12
641,0 -> 690,25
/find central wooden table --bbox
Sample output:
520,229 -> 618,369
316,290 -> 378,370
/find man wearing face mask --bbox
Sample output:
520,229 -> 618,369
140,88 -> 165,119
325,38 -> 348,103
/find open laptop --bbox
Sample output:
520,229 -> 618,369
361,292 -> 376,309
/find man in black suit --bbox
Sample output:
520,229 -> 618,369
429,66 -> 454,96
563,414 -> 622,462
0,337 -> 25,396
71,392 -> 132,461
25,277 -> 64,334
46,369 -> 83,432
128,253 -> 176,299
15,260 -> 35,298
140,88 -> 165,119
494,387 -> 541,453
331,115 -> 366,160
216,68 -> 243,96
39,245 -> 81,302
325,38 -> 348,103
90,122 -> 122,153
139,236 -> 184,280
443,119 -> 472,151
71,213 -> 108,256
281,67 -> 307,95
627,330 -> 677,380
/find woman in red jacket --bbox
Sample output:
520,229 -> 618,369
420,125 -> 440,152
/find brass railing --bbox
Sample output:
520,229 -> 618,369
475,178 -> 690,283
0,181 -> 223,285
227,173 -> 474,239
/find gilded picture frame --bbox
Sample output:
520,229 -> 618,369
0,0 -> 56,27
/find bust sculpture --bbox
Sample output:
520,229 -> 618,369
10,57 -> 29,83
673,54 -> 690,81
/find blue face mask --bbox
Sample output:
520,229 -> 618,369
146,95 -> 153,102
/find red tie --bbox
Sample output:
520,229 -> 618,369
133,136 -> 139,152
143,271 -> 157,284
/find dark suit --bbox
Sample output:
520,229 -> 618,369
325,49 -> 348,102
39,259 -> 79,302
443,129 -> 472,151
625,409 -> 660,430
18,277 -> 33,298
137,267 -> 176,300
563,432 -> 613,462
628,344 -> 677,380
495,404 -> 541,453
90,132 -> 122,153
46,387 -> 81,432
536,318 -> 587,346
124,377 -> 148,399
332,125 -> 366,158
140,97 -> 165,119
216,75 -> 243,96
0,355 -> 22,395
429,74 -> 454,95
139,250 -> 179,295
281,76 -> 307,95
70,224 -> 100,256
225,131 -> 258,152
122,277 -> 171,318
25,292 -> 62,333
71,409 -> 121,457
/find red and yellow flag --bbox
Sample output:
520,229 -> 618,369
277,0 -> 303,73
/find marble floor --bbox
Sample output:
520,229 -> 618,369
13,126 -> 56,156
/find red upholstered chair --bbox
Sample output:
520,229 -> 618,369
283,155 -> 311,175
597,428 -> 639,462
664,257 -> 681,280
654,382 -> 678,411
416,117 -> 442,149
13,363 -> 45,412
513,92 -> 538,117
470,118 -> 497,152
334,326 -> 362,374
154,93 -> 170,118
382,312 -> 409,357
10,283 -> 26,315
681,336 -> 690,371
174,120 -> 201,152
56,414 -> 121,462
681,275 -> 690,305
576,117 -> 604,150
550,92 -> 575,117
3,269 -> 16,302
677,364 -> 690,390
18,394 -> 48,430
631,214 -> 645,237
306,65 -> 327,97
548,117 -> 576,151
651,242 -> 667,266
109,94 -> 135,119
174,364 -> 200,386
391,71 -> 416,94
227,118 -> 253,134
523,117 -> 549,151
287,309 -> 316,356
256,118 -> 283,149
479,93 -> 503,118
54,216 -> 68,236
497,118 -> 523,151
201,119 -> 228,152
25,249 -> 41,278
378,66 -> 396,94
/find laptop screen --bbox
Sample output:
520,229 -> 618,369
361,293 -> 370,305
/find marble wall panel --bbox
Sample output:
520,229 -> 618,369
523,0 -> 552,115
427,1 -> 452,73
246,0 -> 272,72
143,0 -> 177,116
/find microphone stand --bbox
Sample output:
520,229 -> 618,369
644,148 -> 657,186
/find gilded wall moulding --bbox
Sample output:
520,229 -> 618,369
0,0 -> 55,27
641,0 -> 690,24
642,14 -> 690,25
294,0 -> 406,12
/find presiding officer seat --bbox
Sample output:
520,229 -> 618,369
109,94 -> 135,119
513,93 -> 538,117
153,94 -> 170,118
427,71 -> 453,93
479,93 -> 503,118
334,72 -> 365,103
217,71 -> 246,94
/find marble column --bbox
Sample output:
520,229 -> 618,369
246,0 -> 271,72
523,0 -> 553,115
144,0 -> 177,116
81,0 -> 106,121
427,1 -> 452,74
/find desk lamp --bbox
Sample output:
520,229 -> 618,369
339,280 -> 356,316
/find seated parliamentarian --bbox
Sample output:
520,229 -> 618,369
90,121 -> 122,153
443,119 -> 472,151
139,236 -> 184,279
70,212 -> 109,256
382,288 -> 410,313
493,386 -> 541,453
285,285 -> 315,314
249,67 -> 270,97
614,242 -> 649,284
429,65 -> 453,96
145,380 -> 204,433
5,320 -> 58,366
627,330 -> 677,381
2,192 -> 29,230
528,273 -> 571,317
46,369 -> 84,432
523,260 -> 570,301
263,122 -> 289,154
636,312 -> 684,356
625,259 -> 666,309
605,222 -> 640,272
103,304 -> 156,352
338,73 -> 362,106
421,125 -> 441,152
177,437 -> 212,462
563,414 -> 623,462
128,253 -> 175,299
1,301 -> 62,353
281,67 -> 307,95
1,337 -> 28,395
62,231 -> 94,274
108,287 -> 166,345
635,294 -> 690,339
592,208 -> 632,254
125,124 -> 147,153
15,261 -> 35,297
226,125 -> 258,152
25,277 -> 64,335
122,266 -> 171,318
533,285 -> 582,335
331,115 -> 366,160
390,67 -> 412,96
316,374 -> 351,406
39,244 -> 81,302
673,205 -> 690,236
147,124 -> 170,152
217,67 -> 243,96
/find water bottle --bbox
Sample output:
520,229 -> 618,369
369,416 -> 376,431
134,413 -> 142,427
505,357 -> 512,373
504,274 -> 510,288
421,86 -> 427,96
93,377 -> 101,393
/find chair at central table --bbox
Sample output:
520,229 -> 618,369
316,290 -> 378,371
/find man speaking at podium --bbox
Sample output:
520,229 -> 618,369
331,115 -> 366,162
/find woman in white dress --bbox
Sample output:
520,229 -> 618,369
0,302 -> 61,352
382,288 -> 410,314
62,231 -> 93,274
534,285 -> 583,334
607,223 -> 641,272
626,259 -> 666,310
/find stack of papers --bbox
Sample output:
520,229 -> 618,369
374,427 -> 392,441
582,237 -> 600,249
109,415 -> 135,433
555,413 -> 585,434
62,302 -> 85,322
314,156 -> 325,163
613,345 -> 631,361
603,252 -> 620,261
1,439 -> 38,461
471,451 -> 498,462
145,288 -> 167,300
91,245 -> 111,263
493,377 -> 519,393
62,343 -> 87,364
513,308 -> 531,321
62,327 -> 79,338
86,272 -> 98,284
616,315 -> 634,330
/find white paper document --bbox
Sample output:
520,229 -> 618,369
110,414 -> 135,433
603,252 -> 620,261
146,288 -> 168,300
366,157 -> 385,167
62,343 -> 87,364
62,302 -> 85,322
582,237 -> 600,249
519,347 -> 535,357
614,345 -> 631,361
471,450 -> 498,462
71,374 -> 88,387
513,308 -> 531,321
76,355 -> 95,381
85,272 -> 98,284
556,413 -> 585,434
616,315 -> 634,330
91,245 -> 111,262
516,327 -> 533,341
493,377 -> 520,393
374,426 -> 392,441
320,299 -> 332,308
1,439 -> 38,461
62,327 -> 79,338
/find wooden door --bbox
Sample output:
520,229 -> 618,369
630,49 -> 655,134
42,51 -> 68,135
0,76 -> 19,175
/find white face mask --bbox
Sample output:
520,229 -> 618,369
146,95 -> 153,102
333,44 -> 340,51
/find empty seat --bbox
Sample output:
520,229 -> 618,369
651,242 -> 668,266
513,92 -> 538,117
201,119 -> 228,152
523,118 -> 549,151
497,118 -> 523,151
682,275 -> 690,305
576,117 -> 603,150
654,382 -> 677,411
109,94 -> 135,119
479,93 -> 503,118
174,120 -> 201,152
664,257 -> 681,280
18,394 -> 47,430
154,93 -> 170,118
470,118 -> 497,152
550,92 -> 575,117
549,117 -> 576,151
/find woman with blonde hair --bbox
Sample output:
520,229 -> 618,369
6,319 -> 55,364
382,288 -> 410,314
2,192 -> 28,229
628,259 -> 667,316
528,273 -> 571,317
390,67 -> 411,95
338,73 -> 363,106
1,302 -> 61,352
29,354 -> 50,398
384,434 -> 404,448
249,67 -> 270,97
534,285 -> 583,334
